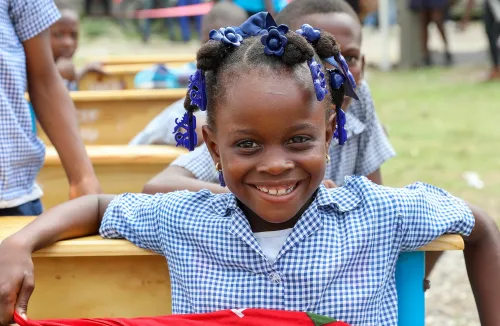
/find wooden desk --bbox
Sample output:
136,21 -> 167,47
0,215 -> 463,322
37,145 -> 187,210
31,89 -> 186,145
93,54 -> 195,67
78,63 -> 190,91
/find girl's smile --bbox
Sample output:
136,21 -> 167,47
203,68 -> 334,230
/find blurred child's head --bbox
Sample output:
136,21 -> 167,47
50,8 -> 79,61
277,0 -> 364,88
200,2 -> 248,43
183,14 -> 355,226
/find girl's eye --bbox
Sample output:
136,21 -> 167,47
344,55 -> 359,66
236,140 -> 259,148
287,136 -> 310,144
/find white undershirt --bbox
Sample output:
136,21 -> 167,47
253,228 -> 293,263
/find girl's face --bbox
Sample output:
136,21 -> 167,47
294,12 -> 364,109
203,70 -> 334,229
50,11 -> 79,61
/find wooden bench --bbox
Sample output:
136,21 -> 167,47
30,89 -> 186,145
92,54 -> 196,67
0,216 -> 464,325
37,145 -> 187,210
78,63 -> 191,91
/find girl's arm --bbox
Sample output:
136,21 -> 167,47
463,203 -> 500,325
142,165 -> 229,194
0,195 -> 114,325
366,169 -> 382,185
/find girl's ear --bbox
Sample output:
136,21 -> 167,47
326,111 -> 336,150
202,125 -> 221,163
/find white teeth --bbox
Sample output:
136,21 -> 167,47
255,184 -> 296,196
277,188 -> 287,195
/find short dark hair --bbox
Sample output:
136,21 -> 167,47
276,0 -> 360,27
202,2 -> 248,35
185,29 -> 346,129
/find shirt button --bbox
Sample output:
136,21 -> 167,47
269,272 -> 282,284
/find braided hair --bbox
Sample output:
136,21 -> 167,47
184,28 -> 345,130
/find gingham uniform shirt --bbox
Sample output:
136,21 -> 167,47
100,176 -> 475,326
170,81 -> 396,186
0,0 -> 60,207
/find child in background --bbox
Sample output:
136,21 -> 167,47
0,13 -> 499,325
0,0 -> 101,216
129,2 -> 248,146
143,0 -> 395,194
50,5 -> 105,90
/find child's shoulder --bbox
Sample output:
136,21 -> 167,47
336,176 -> 463,214
112,189 -> 235,218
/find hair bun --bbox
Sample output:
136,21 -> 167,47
313,31 -> 340,58
196,41 -> 232,71
281,32 -> 315,65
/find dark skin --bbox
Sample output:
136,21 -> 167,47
142,12 -> 383,195
0,70 -> 499,325
50,10 -> 105,83
25,29 -> 101,199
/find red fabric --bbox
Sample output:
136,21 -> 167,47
14,309 -> 349,326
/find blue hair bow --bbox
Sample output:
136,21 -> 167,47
324,56 -> 359,100
232,12 -> 279,38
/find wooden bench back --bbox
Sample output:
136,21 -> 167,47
29,89 -> 186,145
78,62 -> 190,91
38,145 -> 187,209
92,54 -> 196,66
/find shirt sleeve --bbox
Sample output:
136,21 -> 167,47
394,182 -> 475,251
10,0 -> 61,42
170,143 -> 219,183
99,193 -> 173,254
354,82 -> 396,176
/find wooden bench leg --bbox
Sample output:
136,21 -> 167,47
396,251 -> 425,326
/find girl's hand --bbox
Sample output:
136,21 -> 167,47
0,239 -> 35,326
322,179 -> 337,188
69,175 -> 102,200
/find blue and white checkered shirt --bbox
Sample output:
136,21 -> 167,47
100,176 -> 475,325
171,81 -> 396,186
0,0 -> 60,207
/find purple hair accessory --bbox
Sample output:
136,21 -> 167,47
324,56 -> 359,100
209,27 -> 243,47
307,58 -> 328,101
261,26 -> 288,56
333,108 -> 347,145
295,24 -> 321,43
329,69 -> 346,90
188,69 -> 207,111
218,171 -> 226,187
173,112 -> 197,151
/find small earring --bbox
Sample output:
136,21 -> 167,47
215,162 -> 226,187
326,154 -> 331,163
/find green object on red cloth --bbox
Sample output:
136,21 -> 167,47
14,309 -> 349,326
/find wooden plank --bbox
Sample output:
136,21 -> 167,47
0,216 -> 464,257
37,145 -> 187,210
78,63 -> 190,91
92,54 -> 195,66
29,89 -> 186,145
29,255 -> 171,319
